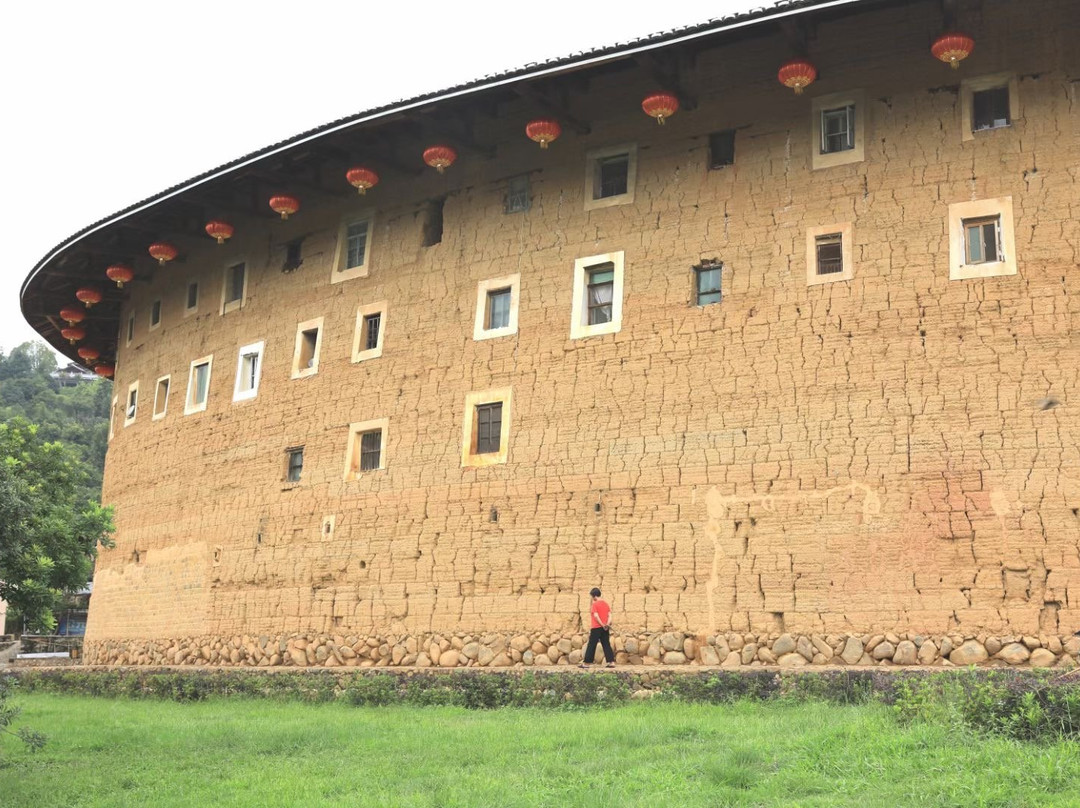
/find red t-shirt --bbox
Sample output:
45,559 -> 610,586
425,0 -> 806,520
590,599 -> 611,629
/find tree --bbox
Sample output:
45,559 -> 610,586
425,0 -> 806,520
0,417 -> 113,632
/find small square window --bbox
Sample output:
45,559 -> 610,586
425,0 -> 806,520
815,235 -> 845,275
153,375 -> 170,420
505,175 -> 530,214
475,403 -> 503,454
963,216 -> 1002,264
461,389 -> 511,467
185,355 -> 213,415
150,300 -> 162,329
285,447 -> 304,483
972,86 -> 1010,132
473,275 -> 520,341
694,263 -> 722,305
486,288 -> 511,330
948,197 -> 1016,279
291,318 -> 323,378
709,130 -> 736,169
124,381 -> 139,426
222,261 -> 246,313
584,145 -> 637,210
186,282 -> 199,312
352,302 -> 387,362
587,265 -> 615,325
596,155 -> 629,199
344,418 -> 388,479
820,105 -> 855,154
805,223 -> 854,285
233,341 -> 264,402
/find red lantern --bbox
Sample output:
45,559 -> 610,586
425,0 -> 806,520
60,306 -> 85,325
932,32 -> 975,69
205,220 -> 235,244
642,92 -> 679,125
61,326 -> 86,344
76,287 -> 103,308
525,119 -> 562,149
77,346 -> 101,363
423,145 -> 457,174
106,264 -> 135,288
269,195 -> 300,219
346,166 -> 379,195
777,59 -> 817,94
149,242 -> 178,265
94,364 -> 115,378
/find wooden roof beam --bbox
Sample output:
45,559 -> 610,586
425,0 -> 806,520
634,51 -> 698,111
513,84 -> 591,135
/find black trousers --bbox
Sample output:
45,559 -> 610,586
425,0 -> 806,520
584,627 -> 614,663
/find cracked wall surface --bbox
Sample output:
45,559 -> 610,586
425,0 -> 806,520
88,0 -> 1080,645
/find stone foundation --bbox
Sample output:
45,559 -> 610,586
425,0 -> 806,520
86,630 -> 1080,670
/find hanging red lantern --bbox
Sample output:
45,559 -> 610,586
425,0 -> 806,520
642,92 -> 680,125
77,346 -> 101,363
932,32 -> 975,69
777,59 -> 818,94
269,195 -> 300,219
106,264 -> 135,288
525,119 -> 562,149
59,306 -> 86,325
346,166 -> 379,195
94,363 -> 115,378
61,326 -> 86,344
149,242 -> 178,265
423,145 -> 457,174
76,287 -> 103,308
205,220 -> 235,244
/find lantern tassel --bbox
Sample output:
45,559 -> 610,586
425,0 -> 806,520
357,187 -> 366,195
950,59 -> 960,69
794,85 -> 804,95
540,140 -> 549,149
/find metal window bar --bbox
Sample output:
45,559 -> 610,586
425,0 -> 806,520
475,403 -> 502,454
972,87 -> 1010,131
587,265 -> 614,324
359,430 -> 382,471
815,235 -> 844,275
596,155 -> 629,198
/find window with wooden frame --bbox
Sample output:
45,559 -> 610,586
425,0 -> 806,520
221,260 -> 247,314
233,340 -> 264,402
461,388 -> 512,467
805,223 -> 854,285
948,197 -> 1016,280
291,317 -> 323,378
570,252 -> 624,339
343,418 -> 388,480
472,274 -> 520,341
352,302 -> 387,362
152,375 -> 170,421
584,145 -> 637,210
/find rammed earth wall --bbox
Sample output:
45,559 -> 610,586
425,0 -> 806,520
89,0 -> 1080,660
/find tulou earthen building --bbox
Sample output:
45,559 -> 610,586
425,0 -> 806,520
20,0 -> 1080,670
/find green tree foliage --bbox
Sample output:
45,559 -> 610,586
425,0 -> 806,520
0,342 -> 114,631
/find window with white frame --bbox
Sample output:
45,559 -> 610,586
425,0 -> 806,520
124,381 -> 139,427
331,214 -> 374,283
343,418 -> 388,480
149,299 -> 162,330
352,302 -> 386,362
461,388 -> 512,467
185,281 -> 199,315
126,312 -> 135,346
584,145 -> 637,210
805,223 -> 854,285
960,74 -> 1018,141
811,91 -> 865,169
948,197 -> 1017,280
185,355 -> 213,415
570,252 -> 624,339
291,317 -> 323,378
221,261 -> 246,314
153,375 -> 170,420
473,274 -> 520,341
233,341 -> 265,402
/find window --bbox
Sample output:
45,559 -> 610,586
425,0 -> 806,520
584,144 -> 637,210
805,223 -> 854,285
108,395 -> 117,441
709,130 -> 735,169
811,91 -> 865,169
153,375 -> 170,420
185,355 -> 213,415
462,388 -> 512,467
960,74 -> 1018,142
124,381 -> 139,427
285,447 -> 304,483
149,299 -> 162,330
570,252 -> 624,339
505,175 -> 530,214
185,282 -> 199,315
948,197 -> 1017,280
221,261 -> 246,314
291,317 -> 323,378
344,418 -> 389,479
694,262 -> 722,305
473,274 -> 520,341
126,312 -> 135,346
283,239 -> 303,272
233,341 -> 265,402
423,198 -> 445,247
352,302 -> 387,362
331,214 -> 374,283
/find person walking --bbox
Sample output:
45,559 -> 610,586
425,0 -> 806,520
580,587 -> 615,668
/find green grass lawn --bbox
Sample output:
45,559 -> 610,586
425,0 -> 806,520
2,694 -> 1078,808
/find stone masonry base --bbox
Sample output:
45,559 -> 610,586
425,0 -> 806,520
86,630 -> 1080,670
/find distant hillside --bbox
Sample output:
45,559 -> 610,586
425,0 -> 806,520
0,341 -> 110,504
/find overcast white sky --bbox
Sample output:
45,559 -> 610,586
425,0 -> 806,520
1,0 -> 766,356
